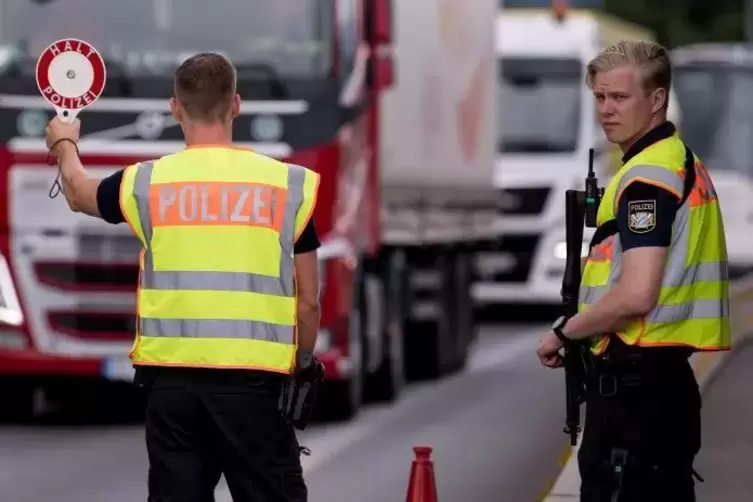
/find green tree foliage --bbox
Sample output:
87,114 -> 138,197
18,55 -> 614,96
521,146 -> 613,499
604,0 -> 746,47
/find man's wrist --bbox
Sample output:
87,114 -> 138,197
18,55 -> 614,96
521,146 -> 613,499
552,316 -> 571,344
56,140 -> 79,159
296,350 -> 315,369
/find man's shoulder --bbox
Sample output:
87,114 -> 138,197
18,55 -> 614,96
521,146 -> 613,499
124,158 -> 160,171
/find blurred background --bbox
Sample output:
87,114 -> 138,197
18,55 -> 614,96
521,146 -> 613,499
0,0 -> 752,501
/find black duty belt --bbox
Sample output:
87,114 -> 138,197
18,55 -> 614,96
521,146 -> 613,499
586,337 -> 693,396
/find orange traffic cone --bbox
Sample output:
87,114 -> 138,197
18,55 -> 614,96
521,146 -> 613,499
405,445 -> 438,502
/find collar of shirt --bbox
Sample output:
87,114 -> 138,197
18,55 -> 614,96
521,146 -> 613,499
621,121 -> 676,165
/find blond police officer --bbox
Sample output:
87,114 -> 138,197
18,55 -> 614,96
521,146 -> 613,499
536,41 -> 730,501
45,53 -> 320,502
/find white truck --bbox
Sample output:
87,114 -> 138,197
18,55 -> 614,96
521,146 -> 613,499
473,7 -> 682,308
672,43 -> 753,279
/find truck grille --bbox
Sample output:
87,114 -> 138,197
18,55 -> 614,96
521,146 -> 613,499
76,232 -> 142,261
48,311 -> 136,342
34,231 -> 142,292
35,262 -> 139,292
499,187 -> 551,215
476,234 -> 540,283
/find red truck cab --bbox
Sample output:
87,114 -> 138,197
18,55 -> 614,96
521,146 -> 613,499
0,0 -> 402,421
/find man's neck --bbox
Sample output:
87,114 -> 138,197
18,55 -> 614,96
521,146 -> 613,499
183,123 -> 233,147
619,116 -> 666,154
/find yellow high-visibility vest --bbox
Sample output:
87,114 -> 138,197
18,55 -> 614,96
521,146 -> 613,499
579,132 -> 730,355
119,145 -> 320,374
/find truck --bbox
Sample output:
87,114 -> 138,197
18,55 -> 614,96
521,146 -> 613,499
672,43 -> 753,280
472,5 -> 682,309
0,0 -> 498,421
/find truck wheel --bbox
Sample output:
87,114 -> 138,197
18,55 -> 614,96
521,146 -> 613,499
318,259 -> 366,421
404,249 -> 454,381
365,250 -> 406,402
0,378 -> 35,423
452,249 -> 475,371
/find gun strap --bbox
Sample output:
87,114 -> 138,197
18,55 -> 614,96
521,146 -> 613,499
588,144 -> 697,250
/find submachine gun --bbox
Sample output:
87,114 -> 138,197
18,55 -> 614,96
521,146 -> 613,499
559,148 -> 603,446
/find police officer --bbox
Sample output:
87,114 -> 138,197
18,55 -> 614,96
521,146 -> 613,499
536,40 -> 731,501
45,52 -> 321,502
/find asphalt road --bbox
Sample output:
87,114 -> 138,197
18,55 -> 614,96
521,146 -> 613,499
0,324 -> 571,502
695,338 -> 753,502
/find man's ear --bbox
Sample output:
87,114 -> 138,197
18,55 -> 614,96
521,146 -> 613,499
651,87 -> 667,114
169,97 -> 182,122
230,94 -> 241,119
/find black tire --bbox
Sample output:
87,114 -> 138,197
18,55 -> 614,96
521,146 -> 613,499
364,250 -> 406,402
404,250 -> 454,381
452,249 -> 475,371
0,378 -> 36,423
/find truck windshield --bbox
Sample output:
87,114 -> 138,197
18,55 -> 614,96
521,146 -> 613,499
498,57 -> 582,153
0,0 -> 332,77
674,64 -> 753,176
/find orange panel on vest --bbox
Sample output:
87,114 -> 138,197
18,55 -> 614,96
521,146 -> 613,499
149,182 -> 287,229
688,161 -> 718,207
589,235 -> 614,262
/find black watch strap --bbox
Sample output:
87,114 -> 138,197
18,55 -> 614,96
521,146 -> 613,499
553,325 -> 570,344
552,316 -> 571,343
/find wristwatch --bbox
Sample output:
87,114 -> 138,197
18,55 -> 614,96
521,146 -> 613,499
552,316 -> 571,344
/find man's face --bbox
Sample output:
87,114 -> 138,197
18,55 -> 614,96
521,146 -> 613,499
592,65 -> 664,148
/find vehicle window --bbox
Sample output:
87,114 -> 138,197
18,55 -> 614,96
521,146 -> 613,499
1,0 -> 333,77
498,57 -> 582,153
675,65 -> 753,175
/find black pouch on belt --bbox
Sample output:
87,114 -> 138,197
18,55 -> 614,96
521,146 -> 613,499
278,353 -> 325,431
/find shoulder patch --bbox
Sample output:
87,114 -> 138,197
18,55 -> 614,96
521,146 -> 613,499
627,199 -> 656,233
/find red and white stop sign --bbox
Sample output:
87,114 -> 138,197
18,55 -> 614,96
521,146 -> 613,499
36,38 -> 107,122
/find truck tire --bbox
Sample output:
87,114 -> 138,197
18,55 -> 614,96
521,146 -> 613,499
452,249 -> 475,371
318,259 -> 365,422
0,378 -> 35,423
364,249 -> 406,402
404,248 -> 455,381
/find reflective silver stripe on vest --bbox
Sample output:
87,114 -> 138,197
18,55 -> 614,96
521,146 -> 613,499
580,160 -> 728,324
131,160 -> 307,342
140,318 -> 291,342
615,164 -> 686,207
579,261 -> 728,305
646,298 -> 729,323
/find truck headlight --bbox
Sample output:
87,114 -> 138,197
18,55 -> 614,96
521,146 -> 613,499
553,241 -> 589,260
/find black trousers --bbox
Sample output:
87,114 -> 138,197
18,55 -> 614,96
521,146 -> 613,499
140,367 -> 307,502
577,355 -> 702,502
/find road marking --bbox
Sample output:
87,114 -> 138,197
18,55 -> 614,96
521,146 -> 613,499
214,326 -> 544,501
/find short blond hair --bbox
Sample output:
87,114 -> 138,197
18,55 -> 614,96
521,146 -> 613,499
586,40 -> 672,107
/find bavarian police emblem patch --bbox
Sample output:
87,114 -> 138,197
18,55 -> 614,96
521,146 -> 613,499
627,200 -> 656,233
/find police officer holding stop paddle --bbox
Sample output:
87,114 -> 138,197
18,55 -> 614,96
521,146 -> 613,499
45,52 -> 322,502
536,40 -> 731,502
